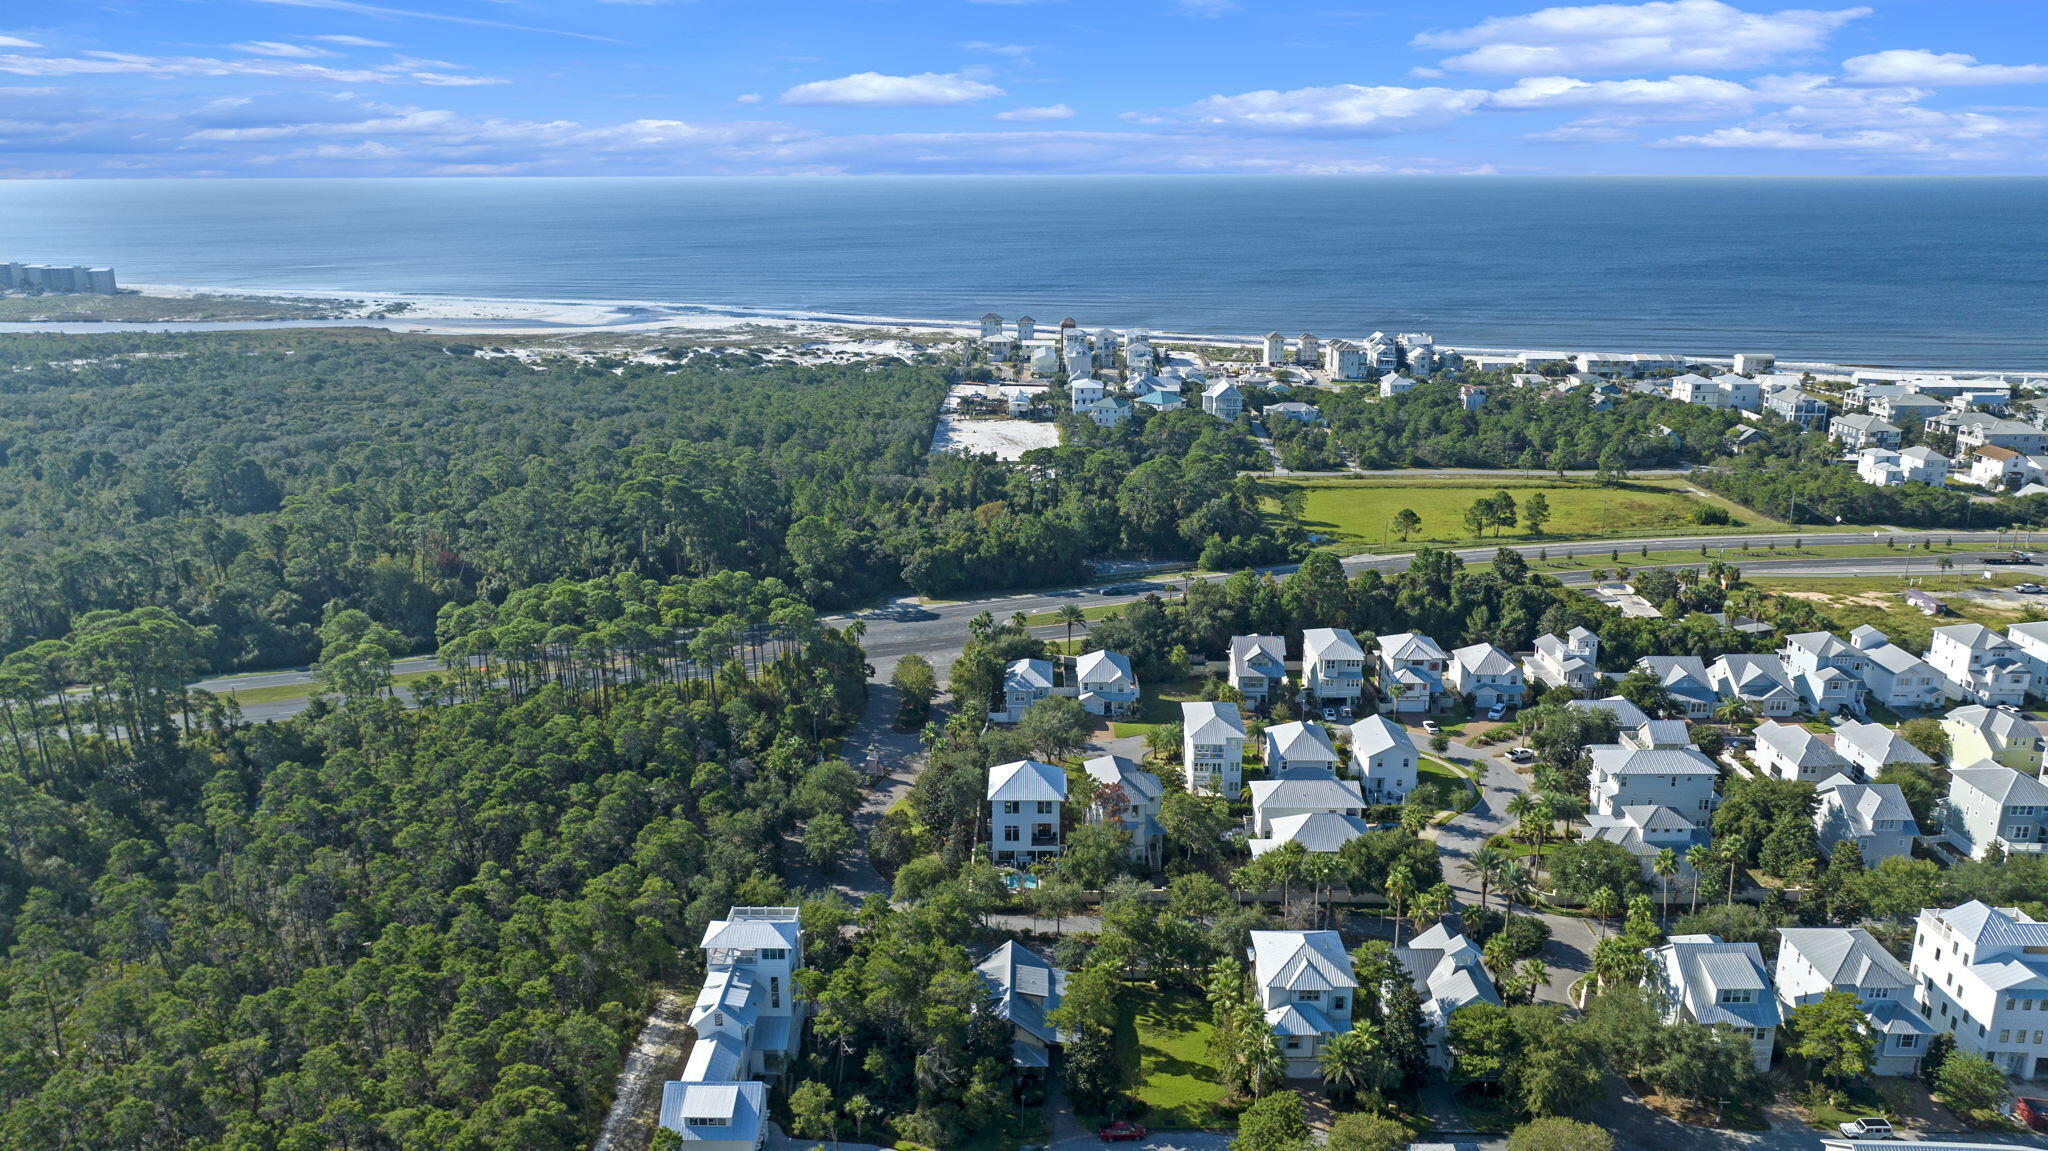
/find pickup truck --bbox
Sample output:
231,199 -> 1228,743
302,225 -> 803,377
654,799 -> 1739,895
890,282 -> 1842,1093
1836,1117 -> 1895,1139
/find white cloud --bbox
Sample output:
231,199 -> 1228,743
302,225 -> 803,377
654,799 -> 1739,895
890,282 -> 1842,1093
1658,103 -> 2037,158
779,71 -> 1002,106
0,36 -> 42,49
1489,73 -> 1754,109
996,103 -> 1074,121
305,34 -> 393,47
229,41 -> 334,58
1182,83 -> 1488,133
1414,0 -> 1869,75
248,0 -> 624,44
1841,49 -> 2048,87
736,93 -> 762,104
0,49 -> 494,86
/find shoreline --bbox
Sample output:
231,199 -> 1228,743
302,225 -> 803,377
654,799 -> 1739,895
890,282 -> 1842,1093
16,282 -> 2042,380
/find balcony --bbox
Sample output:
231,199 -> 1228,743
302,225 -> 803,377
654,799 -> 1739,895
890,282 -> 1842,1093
1030,833 -> 1061,847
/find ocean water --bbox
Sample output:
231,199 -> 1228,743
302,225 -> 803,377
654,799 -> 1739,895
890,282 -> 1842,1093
1,176 -> 2044,367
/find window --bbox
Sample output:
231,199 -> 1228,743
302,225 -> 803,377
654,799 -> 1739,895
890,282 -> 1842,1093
1332,996 -> 1346,1011
761,948 -> 786,960
1004,826 -> 1019,842
1285,1037 -> 1300,1050
771,976 -> 781,1009
1038,801 -> 1055,814
1897,1034 -> 1918,1049
1719,990 -> 1754,1004
1003,801 -> 1019,815
1297,990 -> 1322,1002
686,1116 -> 731,1127
2002,1030 -> 2011,1043
1865,987 -> 1889,1000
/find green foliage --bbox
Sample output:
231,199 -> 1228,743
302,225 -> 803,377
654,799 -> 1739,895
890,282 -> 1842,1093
1672,903 -> 1790,963
1234,1091 -> 1311,1151
1788,990 -> 1875,1084
1324,1112 -> 1413,1151
1546,838 -> 1648,903
1934,1050 -> 2008,1116
1506,1117 -> 1615,1151
1017,695 -> 1092,762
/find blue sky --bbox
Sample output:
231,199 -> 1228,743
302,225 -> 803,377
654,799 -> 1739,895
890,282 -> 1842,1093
3,0 -> 2047,176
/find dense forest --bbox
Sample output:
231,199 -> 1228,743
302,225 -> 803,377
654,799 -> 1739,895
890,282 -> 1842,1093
0,332 -> 1292,676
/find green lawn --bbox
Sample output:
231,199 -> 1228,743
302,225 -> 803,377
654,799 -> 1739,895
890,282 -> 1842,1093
1266,476 -> 1789,551
1418,756 -> 1478,814
1744,572 -> 2048,652
1108,679 -> 1208,738
1115,986 -> 1231,1128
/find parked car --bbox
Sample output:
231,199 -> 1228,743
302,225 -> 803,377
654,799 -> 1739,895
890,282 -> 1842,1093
2006,1096 -> 2048,1131
1508,747 -> 1537,762
1421,720 -> 1441,735
1487,703 -> 1509,721
1836,1117 -> 1895,1140
1338,704 -> 1354,719
1320,706 -> 1338,721
2018,583 -> 2046,594
1098,1121 -> 1148,1142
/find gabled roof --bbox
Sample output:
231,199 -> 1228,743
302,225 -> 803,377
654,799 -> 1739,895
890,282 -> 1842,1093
1931,901 -> 2048,956
1947,704 -> 2040,746
689,968 -> 760,1031
1250,930 -> 1357,992
1264,721 -> 1340,764
1303,627 -> 1365,663
976,941 -> 1067,1045
1249,772 -> 1365,813
1084,754 -> 1161,803
700,909 -> 800,952
1567,696 -> 1652,728
1712,654 -> 1798,698
1250,812 -> 1372,855
1348,713 -> 1415,758
1590,745 -> 1719,778
1230,634 -> 1287,678
1754,721 -> 1850,771
1778,927 -> 1912,989
1452,642 -> 1518,677
1397,923 -> 1500,1025
1004,658 -> 1055,691
1950,765 -> 2048,807
1818,775 -> 1916,837
1935,622 -> 2012,652
1182,700 -> 1246,743
660,1082 -> 765,1145
1784,631 -> 1856,660
1833,720 -> 1935,766
1074,649 -> 1134,685
1656,935 -> 1781,1030
1866,642 -> 1933,675
1378,631 -> 1447,662
988,759 -> 1069,803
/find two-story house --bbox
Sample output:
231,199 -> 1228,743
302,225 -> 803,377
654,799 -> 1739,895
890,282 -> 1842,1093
1073,649 -> 1140,717
1831,413 -> 1904,451
1779,630 -> 1870,714
1776,927 -> 1935,1076
1832,719 -> 1935,780
1228,634 -> 1288,708
1709,654 -> 1803,718
1182,701 -> 1246,796
1815,774 -> 1919,865
976,941 -> 1067,1070
992,658 -> 1056,723
1083,754 -> 1163,867
1448,642 -> 1525,711
1911,901 -> 2048,1079
1636,655 -> 1719,719
988,759 -> 1068,865
1377,631 -> 1449,714
1943,766 -> 2048,859
1347,714 -> 1418,804
1752,720 -> 1853,783
1395,923 -> 1501,1071
1264,720 -> 1342,776
1929,624 -> 2032,707
1527,627 -> 1602,693
1202,379 -> 1244,420
1582,804 -> 1704,894
2007,622 -> 2048,698
1945,704 -> 2046,773
1250,930 -> 1358,1077
1648,934 -> 1781,1071
1249,772 -> 1368,839
1850,626 -> 1946,711
1589,744 -> 1720,819
1303,628 -> 1367,710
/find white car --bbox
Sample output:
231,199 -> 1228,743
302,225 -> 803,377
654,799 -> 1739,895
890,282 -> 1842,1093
1508,747 -> 1537,763
1421,720 -> 1440,735
1836,1118 -> 1895,1140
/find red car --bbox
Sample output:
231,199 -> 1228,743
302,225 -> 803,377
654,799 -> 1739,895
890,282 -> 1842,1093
1097,1121 -> 1148,1142
2012,1096 -> 2048,1131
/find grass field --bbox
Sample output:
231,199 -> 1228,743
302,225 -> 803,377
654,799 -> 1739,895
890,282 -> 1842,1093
1108,678 -> 1208,738
1266,476 -> 1796,551
1744,572 -> 2048,651
1115,986 -> 1231,1128
1510,540 -> 1986,575
219,668 -> 440,706
0,291 -> 377,323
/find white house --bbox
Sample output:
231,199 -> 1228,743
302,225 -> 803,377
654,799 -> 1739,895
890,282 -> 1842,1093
1850,626 -> 1945,711
1857,446 -> 1948,487
1583,804 -> 1704,893
1752,720 -> 1852,783
1250,930 -> 1358,1077
1395,923 -> 1501,1071
1709,654 -> 1802,718
1589,745 -> 1720,819
1378,373 -> 1417,398
1831,413 -> 1903,451
993,658 -> 1055,723
1084,754 -> 1163,867
1943,766 -> 2048,859
1776,927 -> 1934,1077
1833,719 -> 1937,779
1324,340 -> 1367,381
1182,701 -> 1246,796
1964,445 -> 2036,492
1202,379 -> 1244,421
1249,812 -> 1374,857
1929,623 -> 2032,707
989,760 -> 1067,865
658,906 -> 808,1151
2006,622 -> 2048,696
1264,720 -> 1342,776
1527,628 -> 1602,693
1263,402 -> 1321,425
1377,631 -> 1448,715
1347,714 -> 1418,804
1303,628 -> 1367,708
1911,901 -> 2048,1079
977,941 -> 1067,1070
1249,772 -> 1368,837
1068,377 -> 1107,410
1815,775 -> 1919,866
1074,649 -> 1139,717
1228,634 -> 1288,707
1084,396 -> 1132,428
1648,934 -> 1781,1071
1779,630 -> 1870,714
1944,704 -> 2045,774
1262,331 -> 1287,365
1445,642 -> 1524,711
1637,655 -> 1719,719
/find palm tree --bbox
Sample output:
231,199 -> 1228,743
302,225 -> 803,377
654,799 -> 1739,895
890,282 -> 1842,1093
1713,697 -> 1753,725
1317,1022 -> 1382,1101
1413,882 -> 1454,932
1497,858 -> 1532,920
1243,1013 -> 1286,1098
1587,886 -> 1621,938
1720,837 -> 1748,906
1590,935 -> 1651,990
1058,603 -> 1087,652
1504,791 -> 1535,851
1385,864 -> 1415,946
1464,844 -> 1508,913
1303,852 -> 1342,929
1482,931 -> 1518,979
1515,958 -> 1551,1004
1685,843 -> 1714,915
1652,847 -> 1679,913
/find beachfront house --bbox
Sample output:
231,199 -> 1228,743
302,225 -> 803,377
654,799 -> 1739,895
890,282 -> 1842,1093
1250,930 -> 1358,1077
1182,701 -> 1246,796
1228,634 -> 1288,707
1928,624 -> 2031,707
992,658 -> 1055,723
1303,628 -> 1367,710
1815,774 -> 1919,865
1775,927 -> 1933,1076
1448,642 -> 1525,711
1264,720 -> 1342,776
1084,754 -> 1163,867
1648,935 -> 1781,1071
988,760 -> 1067,866
1074,649 -> 1139,717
